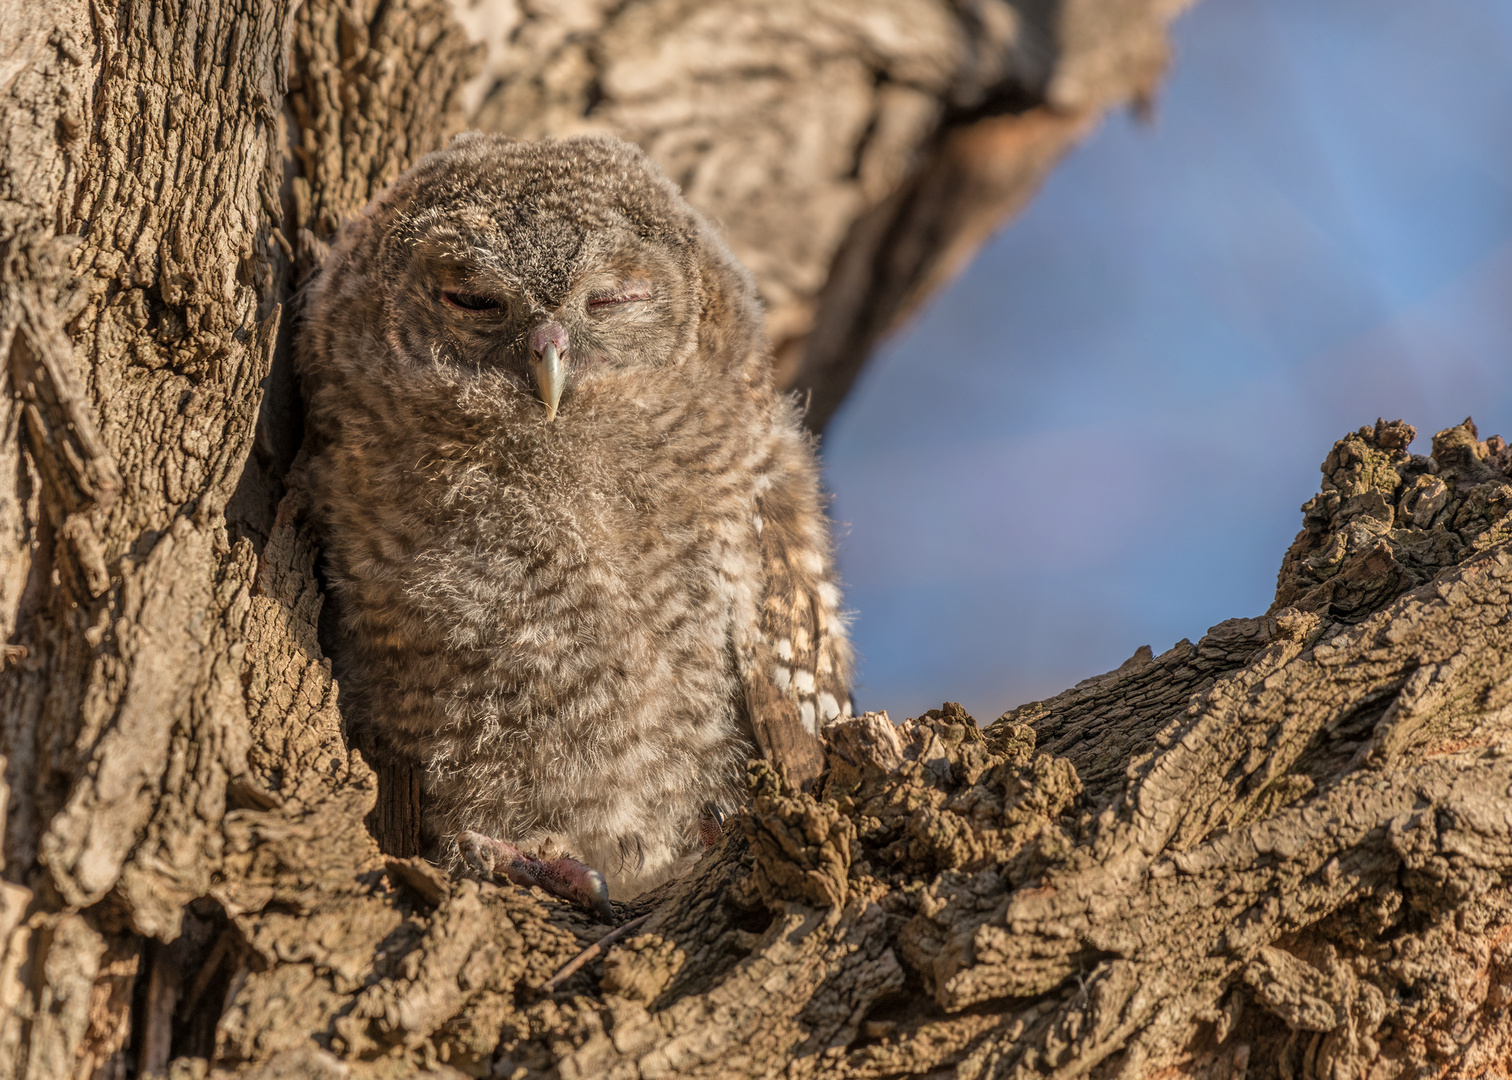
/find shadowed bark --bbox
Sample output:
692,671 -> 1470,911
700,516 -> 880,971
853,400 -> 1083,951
7,2 -> 1512,1079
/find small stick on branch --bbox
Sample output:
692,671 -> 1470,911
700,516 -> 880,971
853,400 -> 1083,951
542,913 -> 652,994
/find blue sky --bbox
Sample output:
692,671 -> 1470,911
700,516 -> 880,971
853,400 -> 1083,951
822,0 -> 1512,722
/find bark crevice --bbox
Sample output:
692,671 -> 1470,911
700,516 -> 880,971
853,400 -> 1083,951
6,2 -> 1511,1078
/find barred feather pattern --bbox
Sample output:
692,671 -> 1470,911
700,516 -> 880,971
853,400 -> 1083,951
297,134 -> 850,897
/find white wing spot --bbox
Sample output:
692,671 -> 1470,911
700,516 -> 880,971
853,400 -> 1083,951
772,665 -> 791,690
776,638 -> 793,662
793,669 -> 815,694
817,581 -> 841,610
753,514 -> 763,535
799,698 -> 817,735
818,692 -> 840,722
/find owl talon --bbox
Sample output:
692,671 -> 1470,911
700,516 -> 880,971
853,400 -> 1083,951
698,803 -> 727,851
457,830 -> 614,921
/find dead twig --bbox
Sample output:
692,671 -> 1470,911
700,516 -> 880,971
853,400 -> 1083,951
542,913 -> 651,994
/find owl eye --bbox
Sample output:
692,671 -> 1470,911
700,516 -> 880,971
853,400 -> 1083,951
442,291 -> 502,313
588,289 -> 652,310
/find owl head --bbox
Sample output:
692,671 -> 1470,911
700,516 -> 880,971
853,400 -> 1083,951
311,133 -> 764,424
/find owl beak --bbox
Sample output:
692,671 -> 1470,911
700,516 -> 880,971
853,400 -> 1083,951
530,342 -> 566,422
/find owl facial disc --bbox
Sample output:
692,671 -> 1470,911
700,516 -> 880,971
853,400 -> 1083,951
531,341 -> 566,422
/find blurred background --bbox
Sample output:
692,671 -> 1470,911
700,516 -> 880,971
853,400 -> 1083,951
824,0 -> 1512,722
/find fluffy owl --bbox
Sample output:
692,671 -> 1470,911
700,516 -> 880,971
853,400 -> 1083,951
297,133 -> 852,913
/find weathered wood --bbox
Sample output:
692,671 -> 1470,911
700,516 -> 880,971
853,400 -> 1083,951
8,1 -> 1511,1078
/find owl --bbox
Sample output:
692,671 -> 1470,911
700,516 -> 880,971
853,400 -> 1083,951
296,133 -> 852,915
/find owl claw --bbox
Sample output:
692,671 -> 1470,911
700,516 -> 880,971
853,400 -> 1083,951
457,830 -> 613,921
576,868 -> 614,923
698,803 -> 727,850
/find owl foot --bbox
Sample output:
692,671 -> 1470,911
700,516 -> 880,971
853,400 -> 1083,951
457,830 -> 613,922
698,803 -> 727,850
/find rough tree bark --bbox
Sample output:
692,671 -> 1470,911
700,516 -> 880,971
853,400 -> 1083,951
5,2 -> 1511,1079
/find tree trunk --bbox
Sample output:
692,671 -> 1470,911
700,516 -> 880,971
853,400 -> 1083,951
5,3 -> 1511,1079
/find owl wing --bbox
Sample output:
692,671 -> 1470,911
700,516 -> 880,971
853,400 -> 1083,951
734,419 -> 853,791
